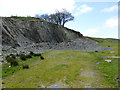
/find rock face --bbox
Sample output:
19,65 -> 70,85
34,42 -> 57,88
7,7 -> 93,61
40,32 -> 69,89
1,17 -> 83,47
1,17 -> 113,55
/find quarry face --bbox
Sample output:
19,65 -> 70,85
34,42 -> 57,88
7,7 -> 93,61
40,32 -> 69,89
1,17 -> 113,56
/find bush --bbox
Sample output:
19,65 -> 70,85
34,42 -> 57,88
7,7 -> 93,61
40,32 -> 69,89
108,45 -> 110,47
6,56 -> 18,67
16,53 -> 19,57
95,50 -> 98,52
2,82 -> 5,84
30,51 -> 34,55
22,64 -> 29,69
34,53 -> 41,56
6,56 -> 11,62
6,56 -> 14,63
20,54 -> 26,61
26,54 -> 32,58
10,60 -> 18,66
40,55 -> 44,60
11,54 -> 16,59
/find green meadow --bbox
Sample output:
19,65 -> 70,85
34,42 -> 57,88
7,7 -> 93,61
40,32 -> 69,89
2,38 -> 119,88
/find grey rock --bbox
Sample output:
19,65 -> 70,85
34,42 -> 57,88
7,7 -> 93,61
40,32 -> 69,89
1,17 -> 83,47
105,60 -> 112,63
96,62 -> 100,64
1,17 -> 113,56
39,83 -> 45,88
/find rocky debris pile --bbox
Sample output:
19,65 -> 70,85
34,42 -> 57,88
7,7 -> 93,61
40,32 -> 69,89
2,38 -> 113,56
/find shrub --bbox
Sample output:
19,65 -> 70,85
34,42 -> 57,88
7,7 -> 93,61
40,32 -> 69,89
34,53 -> 41,56
6,56 -> 18,66
20,54 -> 26,61
95,50 -> 98,52
6,56 -> 14,63
10,54 -> 16,59
40,55 -> 44,60
22,64 -> 29,69
108,45 -> 110,47
11,60 -> 18,66
2,82 -> 5,84
16,53 -> 19,57
30,51 -> 34,55
26,54 -> 32,58
6,56 -> 11,62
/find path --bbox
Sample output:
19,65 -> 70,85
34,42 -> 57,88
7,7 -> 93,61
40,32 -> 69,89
47,58 -> 111,88
78,64 -> 108,88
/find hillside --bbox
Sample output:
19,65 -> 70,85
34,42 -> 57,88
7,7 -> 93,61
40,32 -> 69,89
1,17 -> 113,55
2,17 -> 83,47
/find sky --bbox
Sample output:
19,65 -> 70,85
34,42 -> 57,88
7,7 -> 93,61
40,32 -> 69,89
0,0 -> 119,39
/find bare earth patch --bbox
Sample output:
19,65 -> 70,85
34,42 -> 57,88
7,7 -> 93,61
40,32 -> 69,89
47,81 -> 68,88
79,68 -> 107,88
80,53 -> 90,56
72,61 -> 111,88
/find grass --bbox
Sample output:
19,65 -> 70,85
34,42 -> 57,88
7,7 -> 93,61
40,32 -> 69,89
2,38 -> 119,88
2,66 -> 21,78
97,58 -> 118,86
8,16 -> 43,21
89,37 -> 119,87
5,16 -> 61,27
7,16 -> 59,26
2,56 -> 40,78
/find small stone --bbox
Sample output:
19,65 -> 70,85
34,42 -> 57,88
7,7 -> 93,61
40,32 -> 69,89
110,51 -> 115,54
96,62 -> 100,64
105,60 -> 112,63
39,83 -> 45,88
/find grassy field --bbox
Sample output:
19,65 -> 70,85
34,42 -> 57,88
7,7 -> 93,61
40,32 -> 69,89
2,38 -> 119,88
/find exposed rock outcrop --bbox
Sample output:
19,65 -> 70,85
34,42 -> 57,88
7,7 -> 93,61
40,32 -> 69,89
1,17 -> 113,56
1,17 -> 83,47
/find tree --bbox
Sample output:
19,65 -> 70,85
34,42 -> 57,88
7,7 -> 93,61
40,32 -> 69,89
35,14 -> 50,21
51,10 -> 63,25
52,9 -> 74,26
62,9 -> 74,26
35,9 -> 74,27
35,14 -> 40,19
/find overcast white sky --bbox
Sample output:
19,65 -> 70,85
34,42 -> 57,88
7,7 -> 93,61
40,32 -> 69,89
0,0 -> 119,39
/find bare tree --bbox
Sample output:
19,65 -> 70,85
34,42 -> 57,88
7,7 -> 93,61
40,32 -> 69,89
52,9 -> 74,26
35,14 -> 40,19
39,14 -> 49,21
60,9 -> 74,26
35,9 -> 74,27
35,14 -> 50,21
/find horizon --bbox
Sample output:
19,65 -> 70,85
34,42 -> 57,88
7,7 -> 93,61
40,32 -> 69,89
0,0 -> 118,39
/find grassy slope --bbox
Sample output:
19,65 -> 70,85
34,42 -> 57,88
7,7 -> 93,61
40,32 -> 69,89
8,16 -> 42,21
2,38 -> 119,88
7,16 -> 58,25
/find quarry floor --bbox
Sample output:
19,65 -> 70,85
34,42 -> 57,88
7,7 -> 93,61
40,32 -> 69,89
2,50 -> 118,88
2,38 -> 119,88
